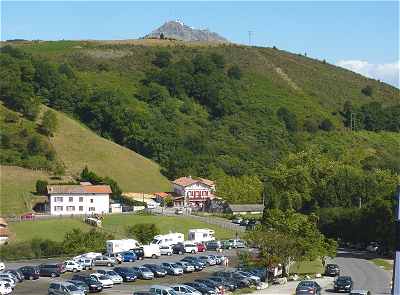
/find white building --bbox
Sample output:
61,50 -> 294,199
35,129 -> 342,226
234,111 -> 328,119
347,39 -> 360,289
172,176 -> 215,208
47,184 -> 111,215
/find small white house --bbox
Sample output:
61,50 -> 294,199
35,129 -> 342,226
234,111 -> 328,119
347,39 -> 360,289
188,228 -> 215,243
47,184 -> 111,216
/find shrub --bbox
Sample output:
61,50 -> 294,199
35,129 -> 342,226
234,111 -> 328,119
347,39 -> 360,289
361,85 -> 373,96
40,110 -> 58,136
319,119 -> 335,131
126,223 -> 160,244
303,119 -> 319,133
228,65 -> 242,80
35,179 -> 48,195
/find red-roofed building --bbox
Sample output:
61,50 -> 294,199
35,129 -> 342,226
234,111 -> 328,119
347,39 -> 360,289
47,184 -> 111,215
172,176 -> 215,208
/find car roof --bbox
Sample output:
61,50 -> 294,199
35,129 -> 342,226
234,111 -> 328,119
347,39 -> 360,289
350,291 -> 368,295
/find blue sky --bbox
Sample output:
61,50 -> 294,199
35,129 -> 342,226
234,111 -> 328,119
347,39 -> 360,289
1,1 -> 399,86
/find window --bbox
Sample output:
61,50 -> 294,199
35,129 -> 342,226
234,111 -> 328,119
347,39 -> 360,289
66,206 -> 75,211
54,197 -> 63,202
79,197 -> 83,202
90,199 -> 94,203
89,207 -> 95,212
69,197 -> 73,202
79,206 -> 83,211
54,206 -> 63,211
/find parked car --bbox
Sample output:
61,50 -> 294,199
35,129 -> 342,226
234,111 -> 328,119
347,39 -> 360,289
75,258 -> 93,270
239,219 -> 250,226
105,253 -> 123,264
159,245 -> 173,256
181,257 -> 205,269
4,270 -> 24,282
175,208 -> 184,215
183,242 -> 198,254
334,276 -> 353,293
324,264 -> 340,277
143,264 -> 167,277
120,251 -> 137,262
131,266 -> 155,280
0,278 -> 15,290
161,263 -> 184,276
208,255 -> 222,265
208,277 -> 237,291
205,241 -> 222,252
48,281 -> 85,295
89,273 -> 113,288
0,281 -> 12,295
71,275 -> 103,293
196,243 -> 206,252
236,270 -> 260,284
172,243 -> 186,255
39,263 -> 64,278
150,285 -> 178,295
18,266 -> 40,280
198,255 -> 216,266
214,271 -> 251,287
184,282 -> 216,295
194,279 -> 223,293
95,270 -> 123,284
66,280 -> 89,294
113,267 -> 137,282
175,262 -> 195,273
296,281 -> 322,295
133,292 -> 153,295
232,217 -> 243,224
350,291 -> 371,295
131,248 -> 145,260
171,284 -> 202,295
0,273 -> 17,284
64,260 -> 83,272
93,256 -> 115,267
366,242 -> 379,253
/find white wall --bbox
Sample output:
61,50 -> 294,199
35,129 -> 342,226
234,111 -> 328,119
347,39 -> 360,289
49,193 -> 109,215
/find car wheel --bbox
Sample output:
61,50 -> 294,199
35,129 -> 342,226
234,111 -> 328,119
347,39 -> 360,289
129,259 -> 133,262
73,268 -> 77,273
29,276 -> 33,280
107,263 -> 111,267
51,273 -> 56,278
191,250 -> 195,254
179,251 -> 183,255
167,252 -> 172,256
228,246 -> 232,250
152,254 -> 157,259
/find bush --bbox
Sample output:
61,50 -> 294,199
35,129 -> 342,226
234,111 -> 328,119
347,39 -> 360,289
319,118 -> 335,131
40,110 -> 58,136
277,107 -> 298,132
361,85 -> 373,96
228,65 -> 242,80
126,223 -> 160,244
35,179 -> 48,195
303,119 -> 319,133
152,51 -> 172,68
163,196 -> 174,207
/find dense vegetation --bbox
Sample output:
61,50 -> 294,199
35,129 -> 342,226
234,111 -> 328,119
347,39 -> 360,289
0,41 -> 399,250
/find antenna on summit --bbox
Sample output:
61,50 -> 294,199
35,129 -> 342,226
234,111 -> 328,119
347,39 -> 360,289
248,30 -> 253,46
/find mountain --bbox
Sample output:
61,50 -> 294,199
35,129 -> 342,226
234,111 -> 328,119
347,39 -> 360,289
144,20 -> 229,43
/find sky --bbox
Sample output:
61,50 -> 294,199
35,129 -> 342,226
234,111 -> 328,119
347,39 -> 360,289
1,1 -> 399,86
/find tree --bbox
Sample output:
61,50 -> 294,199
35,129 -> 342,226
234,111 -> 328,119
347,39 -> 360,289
361,85 -> 373,96
126,223 -> 160,244
319,118 -> 334,131
303,119 -> 318,133
277,107 -> 297,132
35,179 -> 48,195
163,196 -> 174,207
153,51 -> 172,68
40,110 -> 58,136
227,65 -> 242,80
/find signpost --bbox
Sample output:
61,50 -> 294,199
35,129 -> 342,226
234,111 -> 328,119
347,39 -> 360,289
392,186 -> 400,295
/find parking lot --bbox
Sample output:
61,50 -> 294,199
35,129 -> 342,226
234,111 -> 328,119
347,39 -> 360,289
9,249 -> 240,295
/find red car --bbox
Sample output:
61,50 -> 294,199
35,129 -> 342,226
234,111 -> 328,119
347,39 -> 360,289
196,243 -> 206,252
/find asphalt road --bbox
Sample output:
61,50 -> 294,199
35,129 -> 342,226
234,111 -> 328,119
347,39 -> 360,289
330,249 -> 392,295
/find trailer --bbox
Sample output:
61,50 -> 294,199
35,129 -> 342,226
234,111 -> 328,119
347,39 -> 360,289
151,232 -> 184,246
106,239 -> 140,254
188,229 -> 215,243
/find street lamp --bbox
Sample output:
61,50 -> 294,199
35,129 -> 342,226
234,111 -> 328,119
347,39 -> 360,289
392,185 -> 400,295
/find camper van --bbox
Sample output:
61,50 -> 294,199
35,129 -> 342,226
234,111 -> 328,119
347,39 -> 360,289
106,239 -> 140,254
188,229 -> 215,243
143,244 -> 161,258
151,233 -> 184,246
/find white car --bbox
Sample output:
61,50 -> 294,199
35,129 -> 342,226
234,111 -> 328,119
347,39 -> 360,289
0,263 -> 5,271
90,273 -> 114,288
172,284 -> 202,295
160,245 -> 173,256
183,243 -> 198,254
0,274 -> 16,285
0,281 -> 12,295
96,270 -> 123,284
64,260 -> 83,272
0,279 -> 14,290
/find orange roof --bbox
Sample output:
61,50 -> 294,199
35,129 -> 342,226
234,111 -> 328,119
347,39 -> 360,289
0,217 -> 8,226
47,185 -> 112,194
154,192 -> 170,198
0,228 -> 9,237
172,176 -> 214,188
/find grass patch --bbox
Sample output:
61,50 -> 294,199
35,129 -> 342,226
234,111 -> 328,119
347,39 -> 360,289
291,259 -> 323,275
8,214 -> 235,243
50,107 -> 171,193
371,258 -> 393,271
232,287 -> 255,294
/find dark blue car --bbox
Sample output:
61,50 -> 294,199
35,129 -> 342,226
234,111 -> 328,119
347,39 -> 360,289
121,251 -> 137,262
113,267 -> 137,282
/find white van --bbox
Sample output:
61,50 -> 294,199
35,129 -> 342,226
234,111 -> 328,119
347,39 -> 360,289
151,233 -> 184,246
143,244 -> 161,258
183,242 -> 198,254
106,239 -> 140,254
188,229 -> 215,243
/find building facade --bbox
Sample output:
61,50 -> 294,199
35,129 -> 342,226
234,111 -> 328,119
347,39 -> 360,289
172,176 -> 215,208
47,184 -> 111,215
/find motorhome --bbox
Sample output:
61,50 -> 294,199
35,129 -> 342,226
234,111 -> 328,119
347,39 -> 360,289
151,233 -> 184,246
106,239 -> 140,254
188,229 -> 215,243
143,244 -> 161,258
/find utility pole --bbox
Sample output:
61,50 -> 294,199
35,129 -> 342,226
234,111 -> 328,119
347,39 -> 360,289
248,30 -> 253,46
392,185 -> 400,295
350,113 -> 356,131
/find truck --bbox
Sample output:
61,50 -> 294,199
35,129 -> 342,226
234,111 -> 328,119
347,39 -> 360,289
106,239 -> 140,254
151,233 -> 184,246
188,229 -> 215,243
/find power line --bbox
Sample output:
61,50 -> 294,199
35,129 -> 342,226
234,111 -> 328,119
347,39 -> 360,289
248,30 -> 253,46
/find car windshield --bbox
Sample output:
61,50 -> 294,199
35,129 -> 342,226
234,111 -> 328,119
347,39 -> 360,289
99,275 -> 108,280
87,278 -> 97,284
337,277 -> 351,283
185,285 -> 197,292
107,271 -> 117,276
66,285 -> 79,291
172,264 -> 180,268
299,281 -> 315,287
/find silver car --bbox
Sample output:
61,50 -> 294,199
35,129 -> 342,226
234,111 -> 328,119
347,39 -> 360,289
93,256 -> 115,267
171,284 -> 202,295
175,262 -> 195,273
48,282 -> 85,295
96,270 -> 123,284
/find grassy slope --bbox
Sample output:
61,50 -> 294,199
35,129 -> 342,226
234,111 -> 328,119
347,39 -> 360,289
50,107 -> 171,192
9,214 -> 235,242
